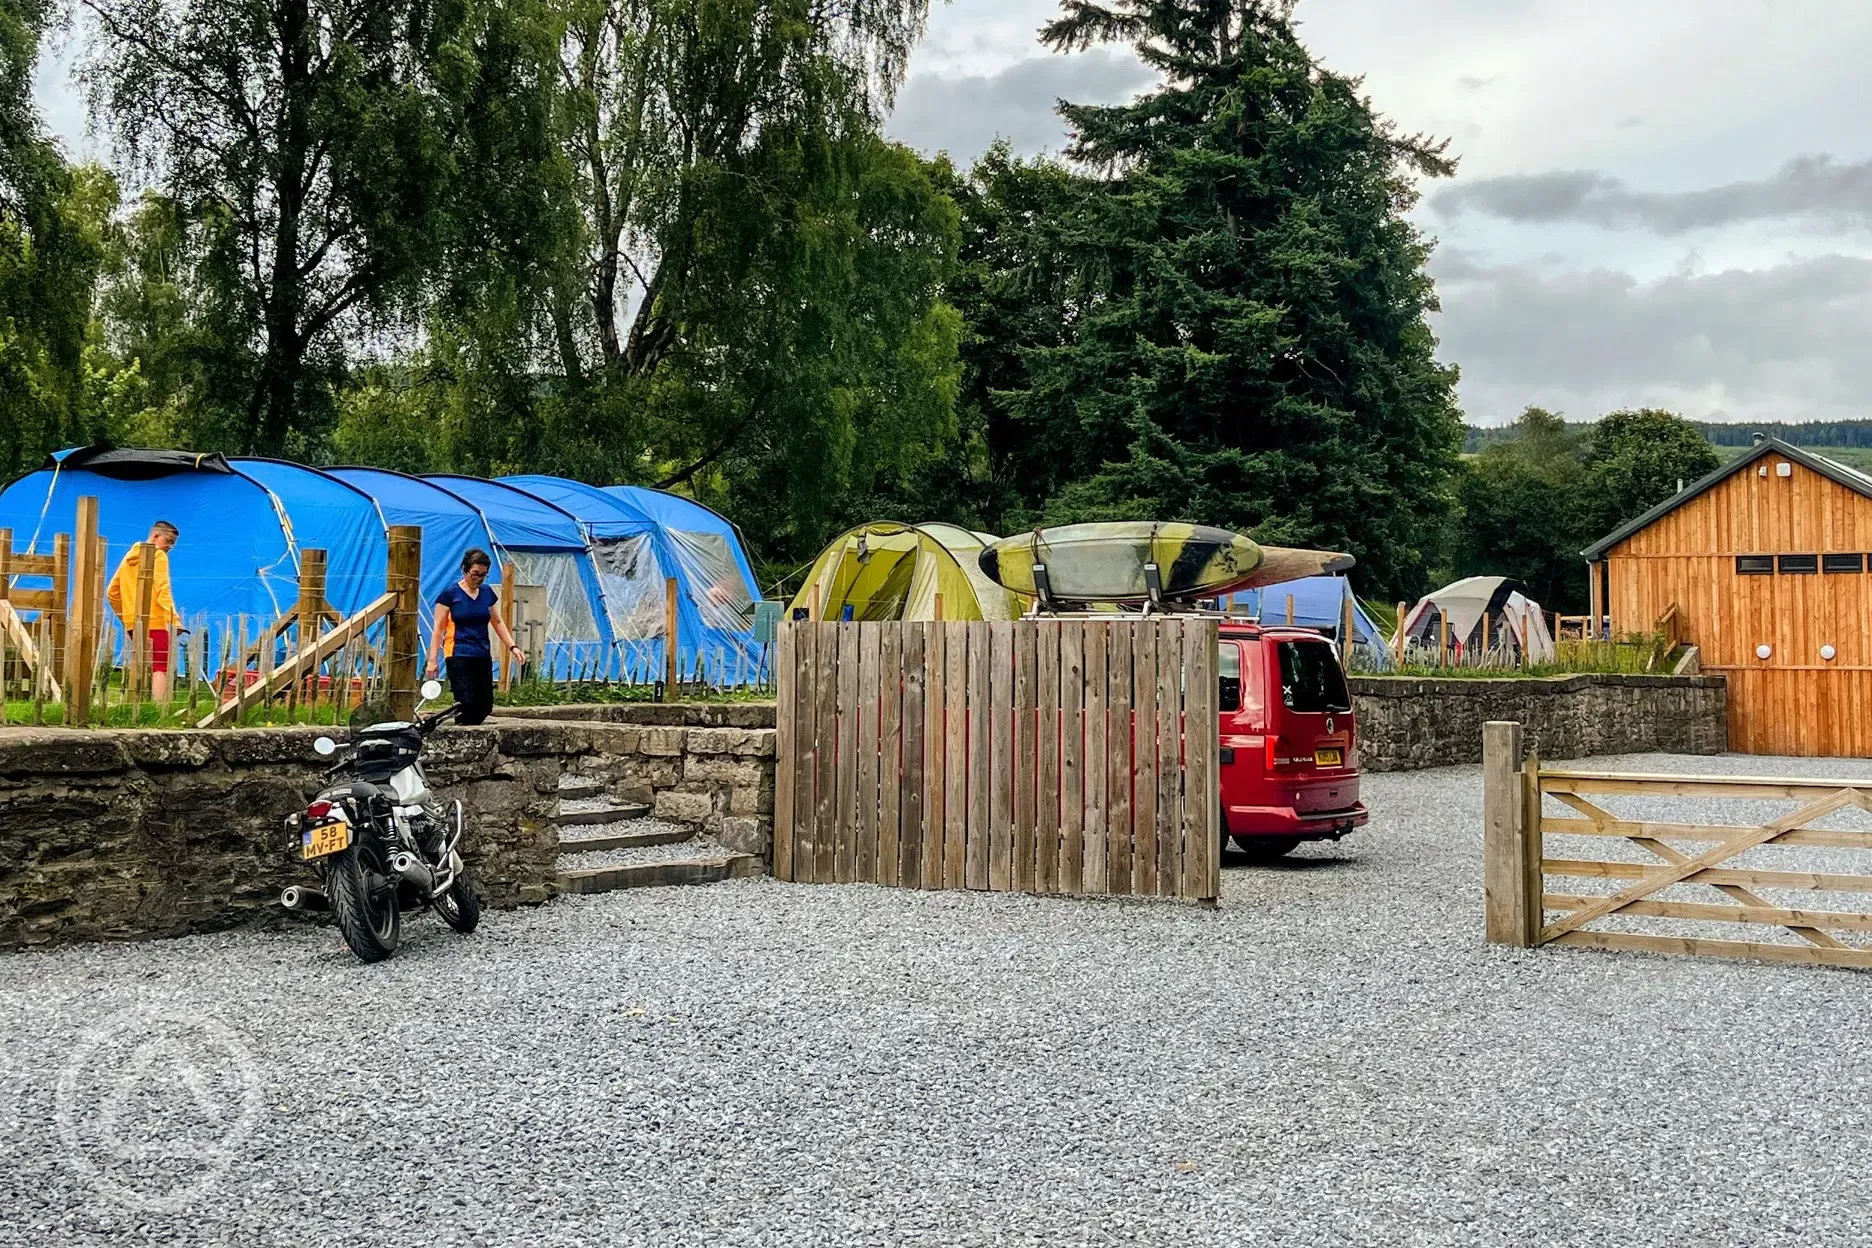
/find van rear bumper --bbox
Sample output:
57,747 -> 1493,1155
1225,801 -> 1370,839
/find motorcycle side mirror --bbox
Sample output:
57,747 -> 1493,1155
420,679 -> 444,702
314,736 -> 338,757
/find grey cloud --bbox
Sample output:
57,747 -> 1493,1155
1432,156 -> 1872,234
1432,251 -> 1872,424
886,50 -> 1157,162
1456,74 -> 1497,90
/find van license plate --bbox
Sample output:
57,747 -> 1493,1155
1314,748 -> 1344,768
302,817 -> 352,860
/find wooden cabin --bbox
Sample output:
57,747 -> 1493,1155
1584,437 -> 1872,757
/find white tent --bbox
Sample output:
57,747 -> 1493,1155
1399,575 -> 1556,664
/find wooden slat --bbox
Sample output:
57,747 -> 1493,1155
944,621 -> 969,890
855,624 -> 881,885
835,624 -> 860,884
1184,620 -> 1220,901
1060,621 -> 1085,895
1550,929 -> 1872,970
773,622 -> 798,881
1035,621 -> 1061,895
1132,622 -> 1158,896
790,622 -> 818,883
922,620 -> 946,889
1543,858 -> 1872,893
1544,894 -> 1872,933
900,623 -> 926,888
812,623 -> 839,885
1013,622 -> 1037,893
1539,816 -> 1872,850
197,592 -> 393,727
988,621 -> 1014,891
1105,622 -> 1133,894
5,552 -> 55,576
877,623 -> 903,889
6,589 -> 55,611
1156,619 -> 1181,897
966,621 -> 991,890
1083,621 -> 1108,895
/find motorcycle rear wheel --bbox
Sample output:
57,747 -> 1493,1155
326,844 -> 402,963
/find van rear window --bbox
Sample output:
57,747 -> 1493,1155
1277,641 -> 1351,713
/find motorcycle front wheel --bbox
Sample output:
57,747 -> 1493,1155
325,844 -> 402,963
435,863 -> 481,935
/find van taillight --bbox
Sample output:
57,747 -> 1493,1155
1265,736 -> 1308,770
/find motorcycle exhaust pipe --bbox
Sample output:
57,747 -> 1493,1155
281,885 -> 330,913
388,851 -> 436,894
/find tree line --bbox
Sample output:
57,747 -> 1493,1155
0,0 -> 1710,604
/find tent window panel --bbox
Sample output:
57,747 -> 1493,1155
1777,554 -> 1818,574
592,534 -> 667,641
507,553 -> 601,641
1823,553 -> 1865,573
667,529 -> 756,631
1735,555 -> 1774,575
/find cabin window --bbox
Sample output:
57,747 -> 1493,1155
1778,555 -> 1819,574
1735,555 -> 1774,575
1824,554 -> 1866,574
1218,641 -> 1242,714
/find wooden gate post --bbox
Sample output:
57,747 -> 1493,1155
67,498 -> 100,719
385,525 -> 422,719
1483,721 -> 1541,946
664,576 -> 680,697
498,561 -> 518,691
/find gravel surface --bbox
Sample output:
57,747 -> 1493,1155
556,816 -> 695,848
5,751 -> 1872,1247
557,834 -> 724,871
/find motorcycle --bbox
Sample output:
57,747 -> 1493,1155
281,679 -> 480,962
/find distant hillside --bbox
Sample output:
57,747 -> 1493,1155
1466,419 -> 1872,456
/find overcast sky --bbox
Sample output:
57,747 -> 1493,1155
891,0 -> 1872,428
35,0 -> 1872,428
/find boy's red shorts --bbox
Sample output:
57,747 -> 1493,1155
149,628 -> 171,674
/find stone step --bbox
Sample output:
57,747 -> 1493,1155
556,826 -> 694,854
556,780 -> 607,801
556,854 -> 760,894
550,803 -> 651,827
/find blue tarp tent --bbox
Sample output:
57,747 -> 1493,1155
502,475 -> 761,683
327,466 -> 503,610
0,448 -> 389,674
425,475 -> 611,677
1218,576 -> 1394,670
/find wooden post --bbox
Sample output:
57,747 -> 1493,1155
664,577 -> 680,696
130,542 -> 156,703
385,525 -> 423,720
1340,588 -> 1355,662
1394,601 -> 1407,664
1285,593 -> 1295,625
50,533 -> 69,697
1586,560 -> 1603,642
1483,721 -> 1540,947
1482,612 -> 1491,665
0,528 -> 12,615
295,549 -> 328,649
1438,612 -> 1450,668
933,593 -> 944,622
67,497 -> 99,718
498,561 -> 518,692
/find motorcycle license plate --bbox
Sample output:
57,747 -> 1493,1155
1314,748 -> 1344,768
302,816 -> 352,860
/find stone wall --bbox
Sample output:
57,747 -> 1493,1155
1349,673 -> 1728,771
0,721 -> 580,950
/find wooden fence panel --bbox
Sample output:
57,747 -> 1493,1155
773,619 -> 1219,903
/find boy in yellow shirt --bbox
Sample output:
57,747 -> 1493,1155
106,520 -> 182,703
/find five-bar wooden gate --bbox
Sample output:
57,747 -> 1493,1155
774,618 -> 1221,902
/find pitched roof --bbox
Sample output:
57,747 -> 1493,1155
1582,436 -> 1872,561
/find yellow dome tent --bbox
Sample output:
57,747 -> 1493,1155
787,522 -> 1021,621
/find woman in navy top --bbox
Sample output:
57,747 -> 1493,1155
425,548 -> 527,724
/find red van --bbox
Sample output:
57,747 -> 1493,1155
1218,621 -> 1368,859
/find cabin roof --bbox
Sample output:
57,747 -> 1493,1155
1581,436 -> 1872,561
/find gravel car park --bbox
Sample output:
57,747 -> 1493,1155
4,753 -> 1872,1247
